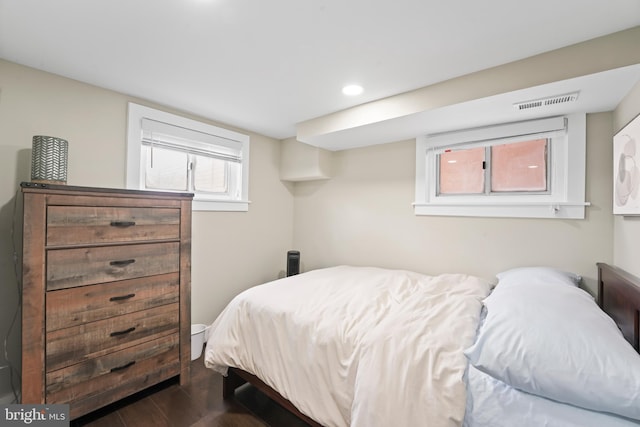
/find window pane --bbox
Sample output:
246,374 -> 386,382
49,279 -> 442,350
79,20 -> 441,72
491,139 -> 547,192
439,147 -> 485,194
144,146 -> 189,191
193,156 -> 228,194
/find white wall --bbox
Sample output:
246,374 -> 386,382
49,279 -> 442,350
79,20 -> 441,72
0,59 -> 294,401
613,80 -> 640,276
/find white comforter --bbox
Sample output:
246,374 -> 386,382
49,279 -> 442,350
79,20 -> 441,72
204,266 -> 492,427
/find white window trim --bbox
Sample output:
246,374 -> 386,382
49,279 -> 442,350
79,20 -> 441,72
414,114 -> 589,219
126,103 -> 250,211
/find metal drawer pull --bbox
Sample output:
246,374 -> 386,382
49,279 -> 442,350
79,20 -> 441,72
110,327 -> 136,337
109,293 -> 136,302
110,220 -> 136,227
110,361 -> 136,372
109,259 -> 136,267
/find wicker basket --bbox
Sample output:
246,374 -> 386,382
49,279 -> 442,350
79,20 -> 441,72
31,136 -> 68,184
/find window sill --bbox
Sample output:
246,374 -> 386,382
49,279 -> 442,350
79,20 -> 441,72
193,199 -> 251,212
412,201 -> 590,219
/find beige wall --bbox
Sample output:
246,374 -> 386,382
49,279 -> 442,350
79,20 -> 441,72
292,112 -> 614,294
0,59 -> 294,400
613,80 -> 640,276
291,28 -> 640,296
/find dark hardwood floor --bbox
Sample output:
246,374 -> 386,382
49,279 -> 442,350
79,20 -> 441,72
71,356 -> 311,427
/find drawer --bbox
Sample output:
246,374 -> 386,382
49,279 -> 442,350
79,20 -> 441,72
46,242 -> 179,291
46,304 -> 179,371
46,272 -> 180,332
46,334 -> 179,406
47,206 -> 180,246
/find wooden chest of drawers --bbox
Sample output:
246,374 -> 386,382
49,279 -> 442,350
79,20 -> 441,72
21,183 -> 193,419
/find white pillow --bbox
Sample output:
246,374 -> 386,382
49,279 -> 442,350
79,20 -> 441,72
496,266 -> 581,287
464,279 -> 640,421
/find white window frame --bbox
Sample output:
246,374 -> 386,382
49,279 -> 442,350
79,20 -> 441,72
414,114 -> 589,219
126,103 -> 250,211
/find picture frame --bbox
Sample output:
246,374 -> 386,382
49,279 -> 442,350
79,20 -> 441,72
613,112 -> 640,215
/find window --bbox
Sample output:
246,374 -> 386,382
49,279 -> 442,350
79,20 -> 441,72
490,139 -> 547,193
127,103 -> 250,211
414,114 -> 588,218
438,146 -> 486,194
438,138 -> 548,195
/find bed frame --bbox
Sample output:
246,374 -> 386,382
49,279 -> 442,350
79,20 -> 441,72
222,263 -> 640,426
597,263 -> 640,353
223,367 -> 323,427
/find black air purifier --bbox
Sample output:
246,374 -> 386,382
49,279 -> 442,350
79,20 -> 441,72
286,250 -> 300,276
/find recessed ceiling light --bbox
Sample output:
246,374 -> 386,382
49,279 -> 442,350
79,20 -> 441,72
342,84 -> 363,96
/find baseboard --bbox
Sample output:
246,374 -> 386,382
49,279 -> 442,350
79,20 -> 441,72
0,391 -> 16,405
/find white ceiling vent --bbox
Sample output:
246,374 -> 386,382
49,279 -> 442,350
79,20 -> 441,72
514,92 -> 579,111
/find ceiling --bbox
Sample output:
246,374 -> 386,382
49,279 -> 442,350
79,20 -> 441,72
303,64 -> 640,150
1,0 -> 640,149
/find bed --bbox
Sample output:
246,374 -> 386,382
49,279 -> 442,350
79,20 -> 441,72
204,263 -> 640,427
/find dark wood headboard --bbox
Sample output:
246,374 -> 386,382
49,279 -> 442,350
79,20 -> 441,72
597,263 -> 640,353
